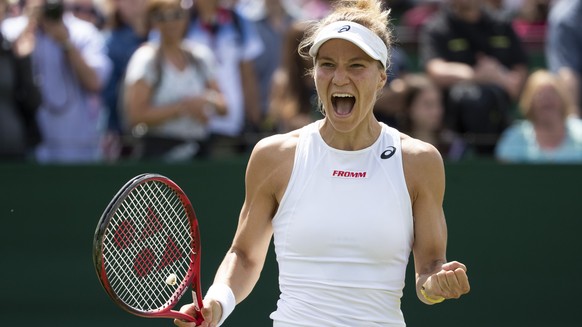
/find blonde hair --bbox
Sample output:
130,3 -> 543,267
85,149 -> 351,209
298,0 -> 392,70
518,69 -> 576,120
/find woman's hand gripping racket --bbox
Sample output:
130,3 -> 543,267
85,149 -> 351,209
93,173 -> 204,325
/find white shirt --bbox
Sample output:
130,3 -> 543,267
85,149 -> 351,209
124,42 -> 216,140
270,121 -> 414,326
186,12 -> 263,136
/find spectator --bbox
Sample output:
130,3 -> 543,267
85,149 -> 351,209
5,0 -> 23,16
185,0 -> 264,158
419,0 -> 529,156
396,73 -> 465,160
399,0 -> 441,35
373,45 -> 412,128
100,0 -> 148,160
546,0 -> 582,115
384,0 -> 415,18
511,0 -> 550,43
267,21 -> 322,133
2,0 -> 112,163
495,69 -> 582,163
0,0 -> 41,159
295,0 -> 332,20
243,0 -> 296,125
483,0 -> 520,19
123,0 -> 227,162
65,0 -> 105,29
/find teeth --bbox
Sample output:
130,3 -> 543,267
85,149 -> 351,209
333,93 -> 354,98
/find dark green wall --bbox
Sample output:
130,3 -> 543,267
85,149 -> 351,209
0,160 -> 580,326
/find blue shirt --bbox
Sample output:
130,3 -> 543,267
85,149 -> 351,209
495,118 -> 582,163
102,25 -> 147,132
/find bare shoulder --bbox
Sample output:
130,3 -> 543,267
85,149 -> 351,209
250,130 -> 300,167
246,130 -> 300,198
400,134 -> 445,198
401,133 -> 444,168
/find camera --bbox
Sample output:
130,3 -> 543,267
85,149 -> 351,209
42,0 -> 64,21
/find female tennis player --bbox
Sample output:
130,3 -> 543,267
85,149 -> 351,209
176,0 -> 470,326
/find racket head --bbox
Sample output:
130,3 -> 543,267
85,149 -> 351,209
93,173 -> 203,323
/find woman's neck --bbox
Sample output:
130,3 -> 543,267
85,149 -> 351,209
534,119 -> 567,150
159,41 -> 187,70
319,116 -> 382,151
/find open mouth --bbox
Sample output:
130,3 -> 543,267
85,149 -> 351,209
331,93 -> 356,116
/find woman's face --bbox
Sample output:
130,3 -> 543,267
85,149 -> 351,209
530,82 -> 564,123
314,39 -> 386,133
150,5 -> 189,42
409,87 -> 443,132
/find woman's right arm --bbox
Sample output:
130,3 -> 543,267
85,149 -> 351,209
175,134 -> 295,327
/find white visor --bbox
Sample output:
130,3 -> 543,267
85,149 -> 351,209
309,21 -> 388,70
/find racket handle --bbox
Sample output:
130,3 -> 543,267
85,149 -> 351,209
192,289 -> 204,324
173,310 -> 204,325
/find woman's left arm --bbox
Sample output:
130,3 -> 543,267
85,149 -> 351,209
404,139 -> 470,305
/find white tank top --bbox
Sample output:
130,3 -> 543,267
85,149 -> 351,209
270,121 -> 413,327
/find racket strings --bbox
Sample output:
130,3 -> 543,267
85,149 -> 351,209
103,180 -> 196,312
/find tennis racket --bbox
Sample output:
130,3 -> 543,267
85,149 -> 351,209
93,173 -> 204,324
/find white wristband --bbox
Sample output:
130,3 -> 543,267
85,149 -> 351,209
205,283 -> 236,326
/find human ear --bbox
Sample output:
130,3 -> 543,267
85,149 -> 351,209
377,70 -> 388,91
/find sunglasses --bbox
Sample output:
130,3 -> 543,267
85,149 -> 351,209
151,9 -> 188,22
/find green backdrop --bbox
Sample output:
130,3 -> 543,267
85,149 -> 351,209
0,160 -> 580,326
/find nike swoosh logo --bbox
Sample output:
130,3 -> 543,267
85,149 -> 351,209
380,146 -> 396,159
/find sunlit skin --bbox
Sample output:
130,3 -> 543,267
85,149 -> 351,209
175,23 -> 469,327
314,39 -> 387,150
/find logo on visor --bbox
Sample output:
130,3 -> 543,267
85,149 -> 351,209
338,25 -> 351,33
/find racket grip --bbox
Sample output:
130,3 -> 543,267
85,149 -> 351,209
195,312 -> 204,326
173,311 -> 204,325
192,290 -> 205,325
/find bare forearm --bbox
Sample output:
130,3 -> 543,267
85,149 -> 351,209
426,60 -> 475,88
126,100 -> 190,127
213,248 -> 263,304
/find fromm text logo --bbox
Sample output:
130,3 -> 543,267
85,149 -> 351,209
332,170 -> 367,178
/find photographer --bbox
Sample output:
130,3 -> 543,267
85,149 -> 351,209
0,0 -> 41,160
1,0 -> 111,163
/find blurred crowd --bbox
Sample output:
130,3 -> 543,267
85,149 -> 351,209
1,0 -> 581,164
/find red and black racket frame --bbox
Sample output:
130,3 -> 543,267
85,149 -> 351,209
93,173 -> 204,324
